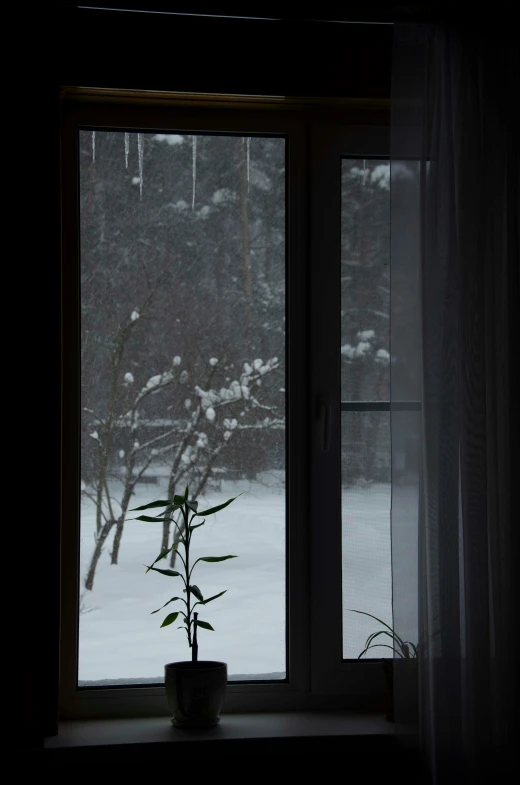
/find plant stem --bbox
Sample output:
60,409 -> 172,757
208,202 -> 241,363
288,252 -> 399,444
184,503 -> 192,648
192,612 -> 198,663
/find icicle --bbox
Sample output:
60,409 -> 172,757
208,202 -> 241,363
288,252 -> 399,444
246,137 -> 250,193
92,131 -> 96,163
124,132 -> 129,169
137,133 -> 144,199
192,135 -> 197,210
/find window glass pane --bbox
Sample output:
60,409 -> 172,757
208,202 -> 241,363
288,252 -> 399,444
341,158 -> 391,659
79,130 -> 286,684
340,159 -> 389,402
341,412 -> 391,658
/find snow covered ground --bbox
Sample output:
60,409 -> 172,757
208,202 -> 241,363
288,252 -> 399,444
79,474 -> 417,684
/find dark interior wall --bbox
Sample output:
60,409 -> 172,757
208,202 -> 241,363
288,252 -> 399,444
56,6 -> 392,98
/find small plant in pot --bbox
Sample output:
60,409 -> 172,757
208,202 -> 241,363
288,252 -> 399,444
131,487 -> 239,728
350,610 -> 418,723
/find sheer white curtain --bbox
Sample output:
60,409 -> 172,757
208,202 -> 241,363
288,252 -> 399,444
390,23 -> 518,783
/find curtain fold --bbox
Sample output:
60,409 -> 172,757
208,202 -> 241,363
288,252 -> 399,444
390,23 -> 518,783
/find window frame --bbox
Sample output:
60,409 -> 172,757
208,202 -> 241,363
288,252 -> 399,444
309,124 -> 392,695
60,91 -> 390,719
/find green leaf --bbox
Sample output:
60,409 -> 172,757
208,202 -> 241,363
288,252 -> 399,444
195,495 -> 241,517
364,629 -> 396,650
349,609 -> 406,650
189,520 -> 205,531
160,612 -> 179,628
198,555 -> 237,563
406,642 -> 418,658
349,609 -> 394,634
195,620 -> 214,631
189,585 -> 204,602
186,499 -> 198,512
131,500 -> 173,511
184,486 -> 189,500
173,495 -> 185,505
151,597 -> 183,614
145,566 -> 181,577
358,643 -> 405,660
200,590 -> 227,605
146,547 -> 172,572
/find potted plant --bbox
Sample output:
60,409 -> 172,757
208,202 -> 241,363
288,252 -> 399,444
349,610 -> 418,723
131,487 -> 239,728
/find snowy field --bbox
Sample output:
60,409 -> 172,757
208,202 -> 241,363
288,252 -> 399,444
79,474 -> 418,684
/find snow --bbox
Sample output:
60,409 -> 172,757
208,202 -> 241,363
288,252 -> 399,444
137,133 -> 144,199
205,407 -> 216,422
192,135 -> 197,210
355,341 -> 371,357
130,310 -> 140,321
78,477 -> 407,683
132,177 -> 141,186
170,200 -> 189,212
211,188 -> 236,206
124,372 -> 134,385
376,349 -> 390,364
391,162 -> 415,181
119,450 -> 125,459
370,163 -> 390,190
249,165 -> 271,192
89,431 -> 99,440
246,137 -> 250,192
146,374 -> 163,389
209,357 -> 218,367
124,132 -> 129,169
153,134 -> 184,146
358,330 -> 375,341
173,356 -> 182,366
341,344 -> 356,359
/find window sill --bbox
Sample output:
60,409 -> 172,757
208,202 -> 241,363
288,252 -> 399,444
42,711 -> 395,760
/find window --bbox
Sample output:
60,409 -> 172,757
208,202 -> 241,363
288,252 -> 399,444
61,94 -> 390,717
78,129 -> 286,686
340,158 -> 391,660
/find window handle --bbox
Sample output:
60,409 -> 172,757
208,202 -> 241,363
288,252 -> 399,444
319,401 -> 331,452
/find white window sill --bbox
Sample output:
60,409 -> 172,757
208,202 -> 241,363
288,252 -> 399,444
45,711 -> 394,756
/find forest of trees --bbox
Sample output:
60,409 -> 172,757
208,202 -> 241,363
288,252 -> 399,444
80,130 -> 398,590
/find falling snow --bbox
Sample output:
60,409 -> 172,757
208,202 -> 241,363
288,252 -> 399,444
192,135 -> 197,210
246,137 -> 250,192
137,133 -> 144,199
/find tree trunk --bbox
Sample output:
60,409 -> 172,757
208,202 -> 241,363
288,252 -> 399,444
111,520 -> 125,565
170,522 -> 185,568
238,138 -> 253,338
85,521 -> 113,591
161,520 -> 170,552
110,481 -> 135,565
